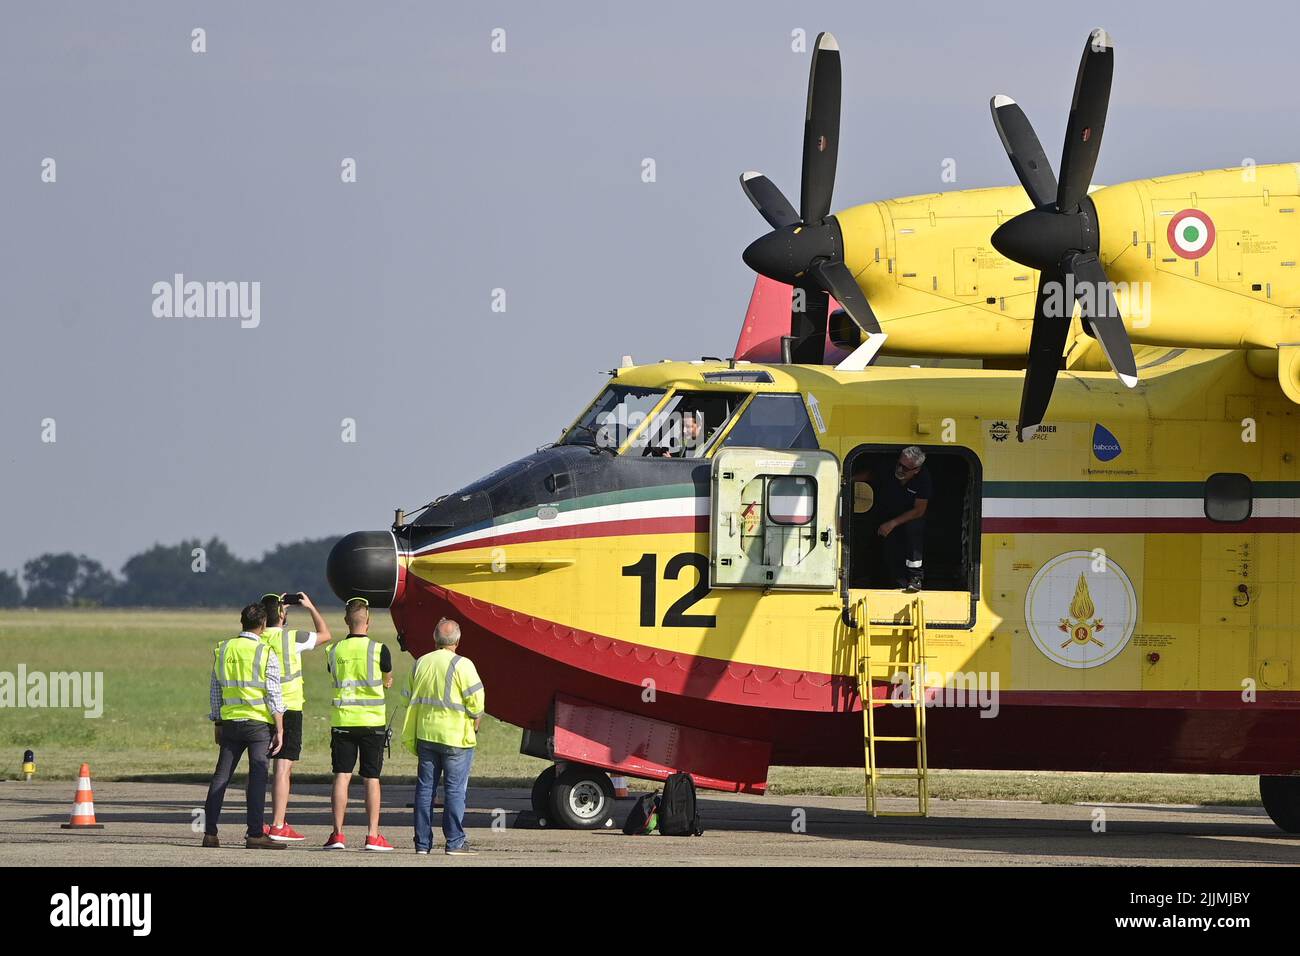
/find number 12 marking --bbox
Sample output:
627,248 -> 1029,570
621,552 -> 716,628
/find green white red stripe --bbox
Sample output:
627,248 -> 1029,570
983,481 -> 1300,533
405,479 -> 1300,558
410,484 -> 705,556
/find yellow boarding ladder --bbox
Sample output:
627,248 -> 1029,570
854,594 -> 930,817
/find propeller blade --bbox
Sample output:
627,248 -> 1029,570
1017,268 -> 1072,441
789,284 -> 830,364
800,31 -> 841,224
1069,253 -> 1138,386
810,259 -> 881,335
989,95 -> 1058,209
1055,29 -> 1113,214
740,30 -> 875,366
740,171 -> 801,230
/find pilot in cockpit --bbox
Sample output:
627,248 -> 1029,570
677,412 -> 704,456
650,410 -> 705,458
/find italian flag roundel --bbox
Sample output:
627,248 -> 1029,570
1167,209 -> 1215,259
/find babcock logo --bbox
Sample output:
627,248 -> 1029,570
1092,423 -> 1122,462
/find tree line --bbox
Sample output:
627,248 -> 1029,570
0,536 -> 341,608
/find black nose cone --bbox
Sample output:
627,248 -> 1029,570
743,229 -> 798,281
327,531 -> 397,608
991,207 -> 1089,272
742,221 -> 838,283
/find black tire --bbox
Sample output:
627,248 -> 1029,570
548,765 -> 616,830
1259,775 -> 1300,832
530,766 -> 557,824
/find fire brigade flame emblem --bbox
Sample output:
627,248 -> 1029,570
1025,551 -> 1137,668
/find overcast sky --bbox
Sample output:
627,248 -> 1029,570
1,0 -> 1295,575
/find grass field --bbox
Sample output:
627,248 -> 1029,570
0,609 -> 1263,807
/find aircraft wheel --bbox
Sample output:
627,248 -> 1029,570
1259,775 -> 1300,832
530,766 -> 557,827
548,765 -> 616,830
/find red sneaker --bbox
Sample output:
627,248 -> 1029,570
363,833 -> 395,852
268,823 -> 306,843
263,824 -> 270,835
323,831 -> 346,850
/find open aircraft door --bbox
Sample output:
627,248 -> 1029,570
710,447 -> 840,589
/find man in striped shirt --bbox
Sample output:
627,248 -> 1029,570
202,603 -> 286,849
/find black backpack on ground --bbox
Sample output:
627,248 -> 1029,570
657,772 -> 704,836
622,792 -> 660,835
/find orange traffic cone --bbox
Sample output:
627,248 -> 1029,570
611,775 -> 630,799
60,763 -> 104,830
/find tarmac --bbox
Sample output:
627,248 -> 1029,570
3,779 -> 1297,866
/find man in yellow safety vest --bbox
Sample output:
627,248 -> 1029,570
402,617 -> 485,856
323,597 -> 394,851
202,603 -> 286,849
259,591 -> 332,843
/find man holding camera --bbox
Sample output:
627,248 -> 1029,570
259,591 -> 332,843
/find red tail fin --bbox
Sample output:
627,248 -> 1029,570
732,275 -> 849,364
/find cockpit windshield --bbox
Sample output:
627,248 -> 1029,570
633,391 -> 745,458
561,385 -> 745,458
560,385 -> 666,451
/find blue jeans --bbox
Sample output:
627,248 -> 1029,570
414,740 -> 475,851
204,720 -> 272,839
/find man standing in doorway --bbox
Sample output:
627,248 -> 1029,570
876,446 -> 931,592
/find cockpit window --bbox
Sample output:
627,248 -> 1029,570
702,370 -> 774,384
562,385 -> 757,458
634,391 -> 747,458
721,394 -> 819,450
560,385 -> 666,451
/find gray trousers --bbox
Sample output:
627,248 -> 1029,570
204,720 -> 271,838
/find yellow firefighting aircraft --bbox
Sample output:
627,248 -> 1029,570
328,28 -> 1300,832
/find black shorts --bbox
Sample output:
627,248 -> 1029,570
330,727 -> 386,779
276,710 -> 303,762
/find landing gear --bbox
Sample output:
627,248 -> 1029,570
538,764 -> 615,830
530,766 -> 557,827
1259,775 -> 1300,832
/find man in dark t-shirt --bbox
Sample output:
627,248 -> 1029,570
875,446 -> 931,592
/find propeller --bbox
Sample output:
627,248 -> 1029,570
739,32 -> 881,364
988,28 -> 1137,441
